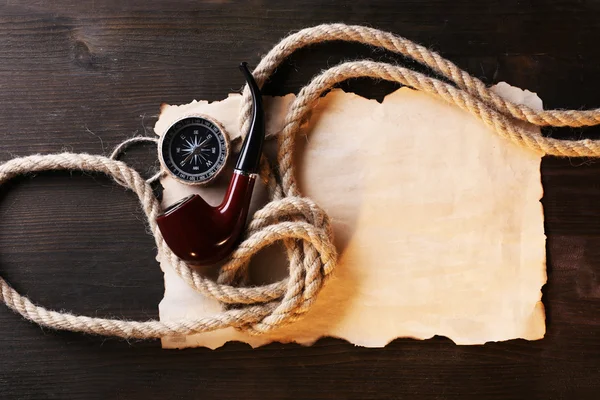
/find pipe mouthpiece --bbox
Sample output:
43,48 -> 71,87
235,62 -> 265,174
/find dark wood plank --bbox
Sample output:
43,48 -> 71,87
0,1 -> 599,399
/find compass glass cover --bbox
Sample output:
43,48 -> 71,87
160,117 -> 228,184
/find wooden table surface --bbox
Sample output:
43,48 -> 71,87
1,1 -> 599,399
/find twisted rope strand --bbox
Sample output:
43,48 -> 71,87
276,60 -> 600,199
240,23 -> 600,138
2,23 -> 600,339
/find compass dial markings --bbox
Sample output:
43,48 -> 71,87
160,117 -> 229,185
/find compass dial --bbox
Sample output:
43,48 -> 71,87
159,116 -> 229,185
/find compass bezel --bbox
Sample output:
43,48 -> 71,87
158,114 -> 230,186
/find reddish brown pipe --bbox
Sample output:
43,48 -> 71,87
156,171 -> 255,265
156,62 -> 265,265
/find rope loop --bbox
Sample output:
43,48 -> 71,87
0,153 -> 336,338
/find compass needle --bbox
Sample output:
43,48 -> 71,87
181,152 -> 194,166
198,136 -> 211,147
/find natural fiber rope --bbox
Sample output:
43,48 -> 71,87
109,136 -> 164,185
0,153 -> 336,338
1,23 -> 600,339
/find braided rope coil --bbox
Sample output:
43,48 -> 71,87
1,23 -> 600,339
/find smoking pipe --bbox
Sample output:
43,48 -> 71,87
156,62 -> 265,265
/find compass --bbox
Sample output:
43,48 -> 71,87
159,116 -> 230,185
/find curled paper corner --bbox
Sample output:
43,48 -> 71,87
492,82 -> 543,111
155,82 -> 547,350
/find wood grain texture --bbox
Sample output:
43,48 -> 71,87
0,1 -> 599,399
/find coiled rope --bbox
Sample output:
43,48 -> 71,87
1,23 -> 600,339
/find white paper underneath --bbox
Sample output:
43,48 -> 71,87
155,83 -> 546,349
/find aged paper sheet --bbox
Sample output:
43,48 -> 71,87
155,83 -> 546,349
